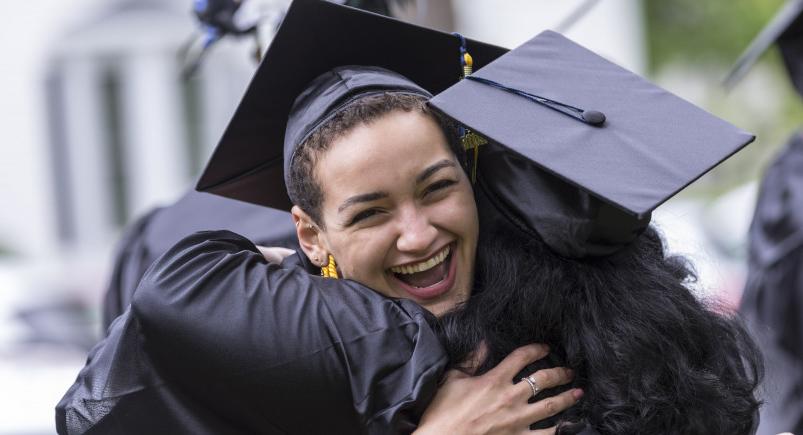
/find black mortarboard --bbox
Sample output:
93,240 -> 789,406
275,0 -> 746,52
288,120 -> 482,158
196,0 -> 506,209
430,30 -> 755,258
724,0 -> 803,95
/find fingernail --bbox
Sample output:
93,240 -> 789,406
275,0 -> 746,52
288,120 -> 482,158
572,388 -> 584,400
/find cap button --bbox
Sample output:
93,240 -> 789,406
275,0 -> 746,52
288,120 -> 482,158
582,110 -> 606,126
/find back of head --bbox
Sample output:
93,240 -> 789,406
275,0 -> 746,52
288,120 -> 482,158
437,222 -> 763,434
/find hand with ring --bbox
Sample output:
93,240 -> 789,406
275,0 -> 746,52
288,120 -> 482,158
414,343 -> 582,435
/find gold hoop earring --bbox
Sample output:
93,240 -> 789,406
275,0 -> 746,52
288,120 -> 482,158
320,254 -> 339,279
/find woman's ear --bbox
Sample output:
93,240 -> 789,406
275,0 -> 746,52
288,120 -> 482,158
291,205 -> 328,267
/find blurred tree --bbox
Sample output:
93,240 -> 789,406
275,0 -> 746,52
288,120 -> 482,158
645,0 -> 785,71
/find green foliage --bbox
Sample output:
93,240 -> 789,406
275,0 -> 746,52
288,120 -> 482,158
644,0 -> 786,71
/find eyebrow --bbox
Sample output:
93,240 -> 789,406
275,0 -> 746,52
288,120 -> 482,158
416,159 -> 456,184
336,160 -> 457,214
338,191 -> 389,213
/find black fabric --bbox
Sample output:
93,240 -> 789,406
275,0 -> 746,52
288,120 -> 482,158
195,0 -> 507,210
58,231 -> 447,435
430,30 -> 754,258
101,190 -> 297,331
778,33 -> 803,98
283,66 -> 431,194
472,141 -> 649,258
740,132 -> 803,435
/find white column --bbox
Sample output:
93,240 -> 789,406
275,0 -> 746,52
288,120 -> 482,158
120,50 -> 188,218
198,43 -> 254,161
60,57 -> 116,246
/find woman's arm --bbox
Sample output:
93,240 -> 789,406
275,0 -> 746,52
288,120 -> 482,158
131,230 -> 581,434
131,230 -> 447,434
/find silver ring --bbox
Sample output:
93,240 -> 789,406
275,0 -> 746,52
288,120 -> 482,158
521,375 -> 541,398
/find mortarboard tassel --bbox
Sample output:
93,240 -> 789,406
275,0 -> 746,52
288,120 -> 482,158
453,32 -> 487,183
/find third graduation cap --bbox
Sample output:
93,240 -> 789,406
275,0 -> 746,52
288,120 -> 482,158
430,31 -> 755,258
196,0 -> 506,210
724,0 -> 803,90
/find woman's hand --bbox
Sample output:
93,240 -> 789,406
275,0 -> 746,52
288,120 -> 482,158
414,343 -> 582,435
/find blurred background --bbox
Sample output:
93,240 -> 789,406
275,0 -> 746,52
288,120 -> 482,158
0,0 -> 797,433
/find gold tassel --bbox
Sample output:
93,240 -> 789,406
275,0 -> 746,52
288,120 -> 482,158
462,52 -> 473,77
321,254 -> 339,279
458,46 -> 486,183
461,131 -> 487,183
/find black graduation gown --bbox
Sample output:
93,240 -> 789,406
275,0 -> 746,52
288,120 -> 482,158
740,132 -> 803,434
102,191 -> 298,331
57,230 -> 446,435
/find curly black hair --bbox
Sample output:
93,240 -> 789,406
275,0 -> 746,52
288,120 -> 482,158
437,224 -> 763,435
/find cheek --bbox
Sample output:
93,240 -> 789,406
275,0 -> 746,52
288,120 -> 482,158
437,188 -> 479,237
330,231 -> 390,278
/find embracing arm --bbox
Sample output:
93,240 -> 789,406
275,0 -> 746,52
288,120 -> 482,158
131,231 -> 582,434
131,230 -> 446,434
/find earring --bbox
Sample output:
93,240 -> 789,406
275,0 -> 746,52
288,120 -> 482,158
320,254 -> 339,279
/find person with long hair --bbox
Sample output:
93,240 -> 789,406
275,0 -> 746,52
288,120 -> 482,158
437,224 -> 762,434
426,29 -> 763,433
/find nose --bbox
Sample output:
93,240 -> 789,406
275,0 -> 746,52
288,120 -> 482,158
395,204 -> 438,254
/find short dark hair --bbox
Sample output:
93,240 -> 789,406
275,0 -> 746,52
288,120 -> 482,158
287,92 -> 465,227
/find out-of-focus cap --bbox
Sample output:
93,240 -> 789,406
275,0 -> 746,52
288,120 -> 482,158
724,0 -> 803,89
431,30 -> 755,258
195,0 -> 507,210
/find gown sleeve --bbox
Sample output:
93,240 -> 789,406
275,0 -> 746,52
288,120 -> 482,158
57,230 -> 447,435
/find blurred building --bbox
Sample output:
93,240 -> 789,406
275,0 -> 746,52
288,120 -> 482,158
0,1 -> 644,433
3,0 -> 645,258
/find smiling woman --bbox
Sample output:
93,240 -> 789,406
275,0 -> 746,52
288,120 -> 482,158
289,93 -> 478,316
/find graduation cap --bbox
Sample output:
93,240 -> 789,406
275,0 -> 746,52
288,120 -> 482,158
196,0 -> 507,210
724,0 -> 803,94
430,30 -> 756,258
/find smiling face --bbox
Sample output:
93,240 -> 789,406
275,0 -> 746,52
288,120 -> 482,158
292,109 -> 478,316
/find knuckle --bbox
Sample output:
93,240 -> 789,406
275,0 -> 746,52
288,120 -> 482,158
478,369 -> 501,386
500,388 -> 518,407
543,398 -> 560,416
510,346 -> 530,362
536,368 -> 557,387
541,369 -> 558,385
477,374 -> 498,392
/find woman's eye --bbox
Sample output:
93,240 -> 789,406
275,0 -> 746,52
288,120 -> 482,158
348,208 -> 380,226
423,179 -> 457,197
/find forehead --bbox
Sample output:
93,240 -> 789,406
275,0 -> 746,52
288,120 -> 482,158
316,110 -> 456,202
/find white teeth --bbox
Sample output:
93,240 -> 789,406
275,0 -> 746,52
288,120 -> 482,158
390,246 -> 450,275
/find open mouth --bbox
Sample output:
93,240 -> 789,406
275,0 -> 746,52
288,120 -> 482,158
388,244 -> 456,300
